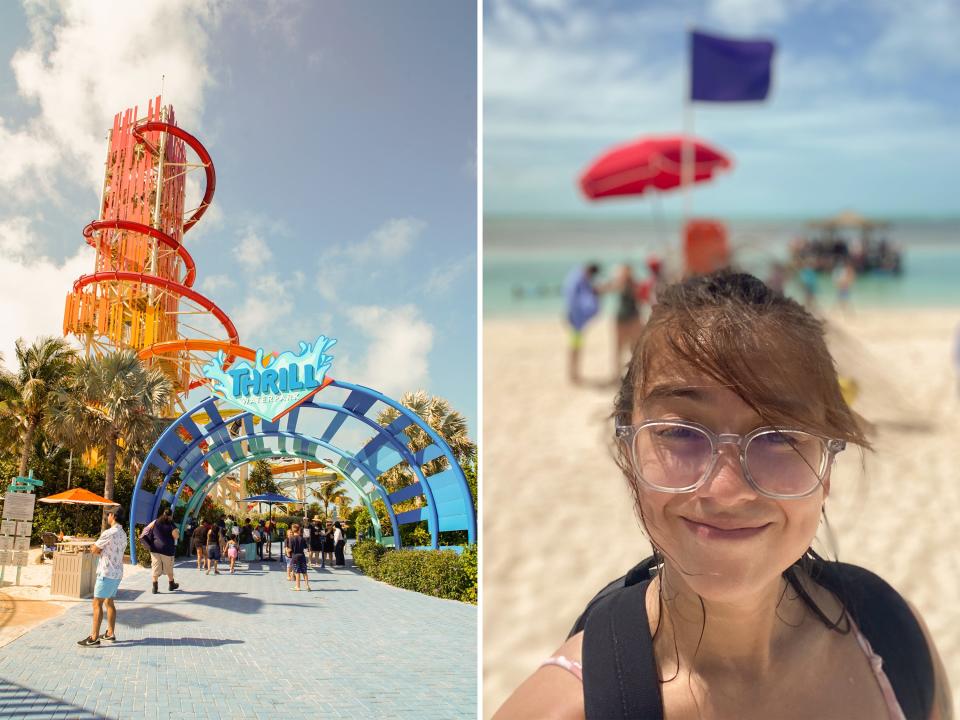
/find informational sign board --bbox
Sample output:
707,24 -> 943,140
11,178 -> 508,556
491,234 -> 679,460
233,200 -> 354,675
2,493 -> 35,521
0,485 -> 38,578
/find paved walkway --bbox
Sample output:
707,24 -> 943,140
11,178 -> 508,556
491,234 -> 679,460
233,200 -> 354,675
0,548 -> 476,719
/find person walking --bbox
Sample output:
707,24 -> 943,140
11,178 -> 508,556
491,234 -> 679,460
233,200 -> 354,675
323,520 -> 335,567
333,521 -> 346,567
139,509 -> 180,594
263,519 -> 274,560
308,516 -> 324,568
254,520 -> 264,560
285,524 -> 311,591
191,520 -> 209,569
77,507 -> 127,647
205,519 -> 222,575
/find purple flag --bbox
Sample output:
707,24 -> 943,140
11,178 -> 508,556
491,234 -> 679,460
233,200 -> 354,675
690,30 -> 775,102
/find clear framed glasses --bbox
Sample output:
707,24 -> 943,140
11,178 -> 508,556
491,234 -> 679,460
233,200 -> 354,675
615,419 -> 846,499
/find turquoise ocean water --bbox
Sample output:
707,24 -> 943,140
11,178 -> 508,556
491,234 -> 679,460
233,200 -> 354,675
484,217 -> 960,316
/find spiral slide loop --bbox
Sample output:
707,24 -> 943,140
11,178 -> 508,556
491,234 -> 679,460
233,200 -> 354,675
62,97 -> 252,405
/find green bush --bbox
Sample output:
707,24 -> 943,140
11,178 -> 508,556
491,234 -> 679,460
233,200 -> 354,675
352,539 -> 387,573
458,544 -> 478,604
351,540 -> 477,604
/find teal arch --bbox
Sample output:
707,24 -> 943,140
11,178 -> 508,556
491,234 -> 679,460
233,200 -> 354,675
129,380 -> 476,561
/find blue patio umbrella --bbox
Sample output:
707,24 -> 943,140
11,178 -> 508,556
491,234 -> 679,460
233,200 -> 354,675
241,493 -> 303,520
241,492 -> 304,561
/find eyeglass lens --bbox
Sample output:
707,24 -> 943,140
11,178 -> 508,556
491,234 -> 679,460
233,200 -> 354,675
633,424 -> 826,496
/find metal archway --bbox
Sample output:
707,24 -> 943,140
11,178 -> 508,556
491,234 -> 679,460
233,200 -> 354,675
129,380 -> 476,561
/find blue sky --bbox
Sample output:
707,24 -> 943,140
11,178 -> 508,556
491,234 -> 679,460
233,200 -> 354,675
0,1 -> 477,432
484,0 -> 960,218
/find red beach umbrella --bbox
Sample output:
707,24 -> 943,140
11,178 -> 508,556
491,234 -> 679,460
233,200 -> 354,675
579,135 -> 732,200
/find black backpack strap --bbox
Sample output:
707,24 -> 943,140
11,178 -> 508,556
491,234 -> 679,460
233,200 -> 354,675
581,580 -> 663,720
811,562 -> 934,720
569,557 -> 658,637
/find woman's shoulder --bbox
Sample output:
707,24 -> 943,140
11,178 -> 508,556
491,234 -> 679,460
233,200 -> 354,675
807,560 -> 940,719
492,633 -> 586,720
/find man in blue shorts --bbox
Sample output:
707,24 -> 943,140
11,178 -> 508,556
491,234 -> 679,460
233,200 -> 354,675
78,507 -> 128,647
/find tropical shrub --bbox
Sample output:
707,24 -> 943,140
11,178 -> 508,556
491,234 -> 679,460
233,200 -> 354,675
351,540 -> 477,604
352,539 -> 388,572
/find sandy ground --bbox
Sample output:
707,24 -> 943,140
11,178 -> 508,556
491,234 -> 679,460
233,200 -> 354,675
0,547 -> 147,648
482,308 -> 960,717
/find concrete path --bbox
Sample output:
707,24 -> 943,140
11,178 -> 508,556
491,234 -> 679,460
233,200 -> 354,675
0,550 -> 476,719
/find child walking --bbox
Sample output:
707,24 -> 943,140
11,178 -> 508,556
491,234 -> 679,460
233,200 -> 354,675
285,524 -> 311,592
226,537 -> 239,574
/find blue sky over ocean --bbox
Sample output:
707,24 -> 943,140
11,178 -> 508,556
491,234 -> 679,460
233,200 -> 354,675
0,1 -> 477,430
484,0 -> 960,218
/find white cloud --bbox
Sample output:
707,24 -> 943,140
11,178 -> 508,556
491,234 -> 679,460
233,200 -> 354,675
424,255 -> 474,295
0,244 -> 95,370
483,2 -> 960,215
237,227 -> 273,268
0,216 -> 39,255
233,273 -> 292,339
314,217 -> 427,302
866,0 -> 960,78
705,0 -> 792,32
200,273 -> 235,293
3,0 -> 221,192
345,218 -> 425,261
0,118 -> 60,197
342,304 -> 434,396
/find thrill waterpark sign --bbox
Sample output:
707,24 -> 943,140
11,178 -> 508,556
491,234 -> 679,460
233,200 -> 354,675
202,336 -> 337,422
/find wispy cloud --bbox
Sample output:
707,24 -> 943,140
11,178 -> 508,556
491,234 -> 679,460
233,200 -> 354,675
5,0 -> 222,193
0,216 -> 94,369
340,304 -> 434,396
200,273 -> 235,293
237,227 -> 273,268
484,1 -> 959,215
424,254 -> 475,295
344,218 -> 425,261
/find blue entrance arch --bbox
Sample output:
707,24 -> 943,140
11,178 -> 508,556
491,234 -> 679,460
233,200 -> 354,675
129,380 -> 476,561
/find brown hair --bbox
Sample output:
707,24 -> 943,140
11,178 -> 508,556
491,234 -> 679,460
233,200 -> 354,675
615,270 -> 867,634
291,523 -> 301,533
615,270 -> 868,487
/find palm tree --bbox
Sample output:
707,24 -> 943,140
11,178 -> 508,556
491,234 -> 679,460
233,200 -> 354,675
316,478 -> 349,520
47,349 -> 172,526
375,391 -> 475,493
247,459 -> 281,496
0,337 -> 77,477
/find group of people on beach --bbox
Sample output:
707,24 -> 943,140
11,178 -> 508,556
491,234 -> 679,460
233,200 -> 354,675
563,257 -> 665,384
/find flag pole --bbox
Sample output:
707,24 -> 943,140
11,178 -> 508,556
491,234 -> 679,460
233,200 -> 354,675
681,28 -> 695,252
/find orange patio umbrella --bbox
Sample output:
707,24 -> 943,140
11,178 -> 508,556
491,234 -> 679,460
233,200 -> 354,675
39,488 -> 119,537
39,488 -> 119,506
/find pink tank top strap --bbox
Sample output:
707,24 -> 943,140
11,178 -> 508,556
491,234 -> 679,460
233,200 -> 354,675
540,655 -> 583,682
851,621 -> 908,720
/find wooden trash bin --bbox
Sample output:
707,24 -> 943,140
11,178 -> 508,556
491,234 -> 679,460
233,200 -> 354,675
50,551 -> 98,598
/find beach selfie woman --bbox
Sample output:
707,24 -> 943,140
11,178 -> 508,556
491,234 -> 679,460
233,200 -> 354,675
495,272 -> 951,720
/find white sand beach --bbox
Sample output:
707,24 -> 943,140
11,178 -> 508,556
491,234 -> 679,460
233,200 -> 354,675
482,308 -> 960,717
